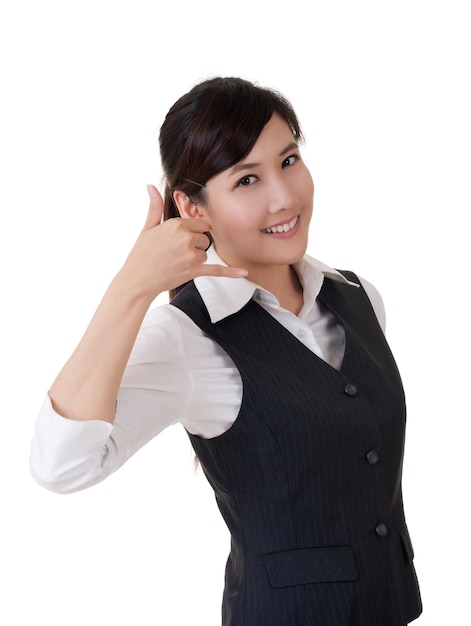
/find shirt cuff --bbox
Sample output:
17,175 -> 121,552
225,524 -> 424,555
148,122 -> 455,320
30,394 -> 113,494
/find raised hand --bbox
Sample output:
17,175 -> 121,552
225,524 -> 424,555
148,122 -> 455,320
119,185 -> 247,301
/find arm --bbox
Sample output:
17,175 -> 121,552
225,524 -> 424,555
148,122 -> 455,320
48,185 -> 247,425
30,306 -> 194,493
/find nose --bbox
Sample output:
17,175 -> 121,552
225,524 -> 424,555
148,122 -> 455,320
267,175 -> 296,214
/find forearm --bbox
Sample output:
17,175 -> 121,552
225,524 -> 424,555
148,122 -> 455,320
49,272 -> 156,424
46,185 -> 245,425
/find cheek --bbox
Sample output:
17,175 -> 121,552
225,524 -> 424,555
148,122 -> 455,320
210,204 -> 258,234
300,168 -> 315,198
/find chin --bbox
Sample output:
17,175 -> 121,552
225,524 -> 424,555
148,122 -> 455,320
276,247 -> 308,267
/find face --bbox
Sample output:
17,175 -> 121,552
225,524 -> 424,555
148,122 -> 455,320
200,114 -> 314,278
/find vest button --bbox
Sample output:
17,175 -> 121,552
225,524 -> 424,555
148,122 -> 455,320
344,383 -> 358,396
366,450 -> 379,465
375,523 -> 388,538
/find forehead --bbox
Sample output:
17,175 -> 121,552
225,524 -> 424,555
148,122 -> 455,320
245,114 -> 296,156
204,114 -> 297,189
225,115 -> 297,178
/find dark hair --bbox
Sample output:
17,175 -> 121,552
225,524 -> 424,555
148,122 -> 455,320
159,76 -> 303,298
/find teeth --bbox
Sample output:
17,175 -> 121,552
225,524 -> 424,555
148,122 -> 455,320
262,216 -> 298,234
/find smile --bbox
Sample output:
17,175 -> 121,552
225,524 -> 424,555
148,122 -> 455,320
261,216 -> 299,234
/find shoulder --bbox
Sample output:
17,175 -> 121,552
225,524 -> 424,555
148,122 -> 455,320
127,302 -> 209,367
308,258 -> 386,333
325,267 -> 387,334
355,275 -> 386,332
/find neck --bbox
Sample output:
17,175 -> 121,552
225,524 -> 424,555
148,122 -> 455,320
248,264 -> 304,316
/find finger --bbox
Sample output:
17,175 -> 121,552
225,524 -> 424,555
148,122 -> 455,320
144,184 -> 164,230
196,264 -> 248,279
193,232 -> 212,251
181,216 -> 212,234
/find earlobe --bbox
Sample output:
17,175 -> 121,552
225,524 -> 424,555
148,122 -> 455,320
173,190 -> 206,220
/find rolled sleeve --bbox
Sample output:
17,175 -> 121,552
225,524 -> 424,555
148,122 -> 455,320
30,394 -> 113,493
30,305 -> 193,494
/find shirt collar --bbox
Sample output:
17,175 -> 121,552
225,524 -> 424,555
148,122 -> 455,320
194,245 -> 359,323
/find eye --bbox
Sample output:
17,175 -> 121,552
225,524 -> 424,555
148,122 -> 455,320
236,174 -> 258,187
282,154 -> 299,167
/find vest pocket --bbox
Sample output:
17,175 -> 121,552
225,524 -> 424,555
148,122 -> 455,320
264,546 -> 358,588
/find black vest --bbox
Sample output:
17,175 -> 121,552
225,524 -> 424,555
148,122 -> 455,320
171,273 -> 422,626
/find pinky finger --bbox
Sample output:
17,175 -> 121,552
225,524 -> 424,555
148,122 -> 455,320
198,264 -> 248,279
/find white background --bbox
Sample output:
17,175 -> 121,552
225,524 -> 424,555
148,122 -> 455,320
1,0 -> 469,624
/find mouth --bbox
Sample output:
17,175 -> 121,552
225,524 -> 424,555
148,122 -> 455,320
261,215 -> 299,234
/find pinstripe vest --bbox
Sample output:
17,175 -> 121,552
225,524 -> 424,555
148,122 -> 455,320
171,272 -> 422,626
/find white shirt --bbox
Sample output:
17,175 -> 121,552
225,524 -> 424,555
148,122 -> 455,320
30,247 -> 385,494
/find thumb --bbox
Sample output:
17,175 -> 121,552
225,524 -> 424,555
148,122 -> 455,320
144,184 -> 164,229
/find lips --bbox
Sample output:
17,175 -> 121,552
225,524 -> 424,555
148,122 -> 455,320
261,215 -> 299,234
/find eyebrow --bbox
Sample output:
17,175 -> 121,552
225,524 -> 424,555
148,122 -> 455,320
228,141 -> 299,176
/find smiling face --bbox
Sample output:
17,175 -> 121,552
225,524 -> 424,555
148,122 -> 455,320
199,114 -> 314,282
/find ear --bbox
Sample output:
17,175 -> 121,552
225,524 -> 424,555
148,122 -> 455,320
173,190 -> 207,221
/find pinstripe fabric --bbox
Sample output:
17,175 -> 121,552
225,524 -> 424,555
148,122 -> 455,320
171,273 -> 422,625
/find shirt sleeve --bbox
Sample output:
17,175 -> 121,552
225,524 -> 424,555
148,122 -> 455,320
29,305 -> 193,494
357,277 -> 386,332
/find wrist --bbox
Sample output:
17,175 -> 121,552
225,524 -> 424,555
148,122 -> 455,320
109,269 -> 161,311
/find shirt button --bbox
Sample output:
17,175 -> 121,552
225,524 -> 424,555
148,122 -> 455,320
375,523 -> 388,538
366,450 -> 379,465
297,328 -> 306,340
344,383 -> 358,397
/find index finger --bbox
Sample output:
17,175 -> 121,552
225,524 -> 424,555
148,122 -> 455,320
181,216 -> 212,234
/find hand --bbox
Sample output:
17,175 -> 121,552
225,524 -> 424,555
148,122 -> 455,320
118,185 -> 247,300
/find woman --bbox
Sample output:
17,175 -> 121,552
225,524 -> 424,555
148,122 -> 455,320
30,76 -> 422,625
